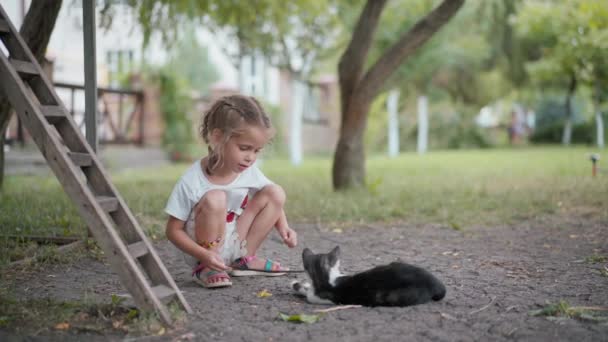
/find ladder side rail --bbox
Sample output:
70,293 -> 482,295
0,52 -> 172,325
1,3 -> 189,319
138,252 -> 193,313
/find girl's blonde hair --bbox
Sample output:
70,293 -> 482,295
200,95 -> 274,173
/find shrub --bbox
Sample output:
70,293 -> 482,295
530,119 -> 603,145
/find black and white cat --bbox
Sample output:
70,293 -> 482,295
292,246 -> 446,307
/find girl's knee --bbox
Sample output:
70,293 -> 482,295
197,189 -> 227,213
261,184 -> 286,206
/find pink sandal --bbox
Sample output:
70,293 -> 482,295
229,256 -> 288,277
192,263 -> 232,288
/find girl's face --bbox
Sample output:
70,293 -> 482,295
217,125 -> 270,174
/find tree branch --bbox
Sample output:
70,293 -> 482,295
279,37 -> 295,74
356,0 -> 465,102
300,49 -> 316,78
337,0 -> 388,112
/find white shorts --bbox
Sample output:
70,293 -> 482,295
182,212 -> 247,268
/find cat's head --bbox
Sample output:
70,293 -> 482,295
302,246 -> 342,288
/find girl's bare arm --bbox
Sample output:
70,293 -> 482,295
275,210 -> 297,247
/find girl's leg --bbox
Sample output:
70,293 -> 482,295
235,185 -> 285,265
194,189 -> 227,250
193,190 -> 231,286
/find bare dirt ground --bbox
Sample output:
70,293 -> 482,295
2,214 -> 607,341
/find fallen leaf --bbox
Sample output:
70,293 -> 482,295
332,228 -> 343,233
257,289 -> 272,298
440,312 -> 457,320
173,332 -> 196,341
112,320 -> 124,329
157,327 -> 166,336
73,312 -> 89,321
278,313 -> 319,324
54,322 -> 70,330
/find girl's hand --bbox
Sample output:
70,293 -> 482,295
278,226 -> 297,248
200,249 -> 231,272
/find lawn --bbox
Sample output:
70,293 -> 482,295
1,146 -> 606,264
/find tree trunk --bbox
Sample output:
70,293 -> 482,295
561,119 -> 572,146
289,78 -> 305,165
332,0 -> 464,190
386,89 -> 400,157
417,95 -> 429,154
0,0 -> 62,189
561,74 -> 576,146
0,102 -> 11,188
593,86 -> 605,148
332,104 -> 371,189
596,111 -> 605,149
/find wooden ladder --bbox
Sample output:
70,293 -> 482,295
0,5 -> 191,326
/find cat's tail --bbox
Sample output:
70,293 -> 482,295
431,281 -> 446,301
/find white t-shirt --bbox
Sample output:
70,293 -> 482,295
165,159 -> 273,222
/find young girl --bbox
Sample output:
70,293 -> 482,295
164,95 -> 297,288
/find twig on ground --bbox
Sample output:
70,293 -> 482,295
469,295 -> 497,315
8,240 -> 84,267
313,305 -> 362,313
439,312 -> 458,321
506,327 -> 518,336
0,234 -> 80,245
505,305 -> 519,312
570,306 -> 608,311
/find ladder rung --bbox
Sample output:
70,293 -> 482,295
68,152 -> 92,167
41,105 -> 67,124
127,241 -> 148,259
0,19 -> 9,33
11,59 -> 39,78
96,196 -> 119,213
151,285 -> 175,303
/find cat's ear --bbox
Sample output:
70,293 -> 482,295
329,246 -> 341,261
302,248 -> 313,261
327,246 -> 341,266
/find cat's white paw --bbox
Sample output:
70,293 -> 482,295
291,280 -> 311,297
291,280 -> 301,291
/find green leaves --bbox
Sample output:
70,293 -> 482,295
108,0 -> 342,76
529,300 -> 571,317
278,313 -> 320,324
513,0 -> 608,88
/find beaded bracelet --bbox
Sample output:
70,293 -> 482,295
201,237 -> 221,249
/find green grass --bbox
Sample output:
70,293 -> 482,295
0,287 -> 178,336
1,146 -> 606,264
268,146 -> 607,227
